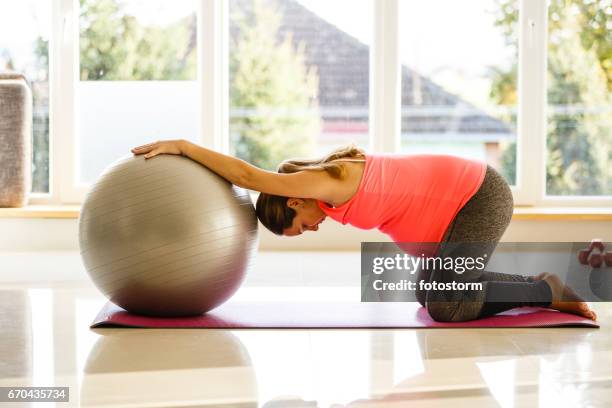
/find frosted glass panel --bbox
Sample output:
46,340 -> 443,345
77,81 -> 198,184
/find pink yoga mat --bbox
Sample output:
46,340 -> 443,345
91,301 -> 599,328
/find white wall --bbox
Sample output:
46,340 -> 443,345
1,217 -> 610,252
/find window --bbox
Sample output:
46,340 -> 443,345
228,0 -> 372,171
18,0 -> 611,206
77,0 -> 199,184
0,0 -> 51,193
545,0 -> 611,196
399,0 -> 518,185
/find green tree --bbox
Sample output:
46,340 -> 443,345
491,0 -> 611,195
546,13 -> 610,195
489,63 -> 518,184
229,0 -> 321,170
79,0 -> 196,80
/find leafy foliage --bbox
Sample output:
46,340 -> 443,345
79,0 -> 196,80
491,0 -> 611,195
229,0 -> 321,170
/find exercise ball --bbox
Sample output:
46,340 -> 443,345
78,154 -> 258,317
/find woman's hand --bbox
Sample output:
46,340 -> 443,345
131,139 -> 188,159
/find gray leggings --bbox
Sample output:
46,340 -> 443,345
416,165 -> 551,322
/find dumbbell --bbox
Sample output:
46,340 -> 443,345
578,248 -> 591,264
606,251 -> 612,267
589,252 -> 604,268
588,239 -> 605,253
577,239 -> 610,268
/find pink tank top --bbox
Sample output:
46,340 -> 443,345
317,154 -> 487,256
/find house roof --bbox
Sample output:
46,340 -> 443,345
229,0 -> 514,138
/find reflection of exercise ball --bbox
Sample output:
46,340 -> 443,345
78,155 -> 258,316
80,330 -> 257,407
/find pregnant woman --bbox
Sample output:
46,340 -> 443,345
132,139 -> 596,322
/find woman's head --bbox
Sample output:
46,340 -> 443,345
255,196 -> 325,236
255,144 -> 365,236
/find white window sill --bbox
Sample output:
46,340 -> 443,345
0,205 -> 81,219
1,205 -> 612,221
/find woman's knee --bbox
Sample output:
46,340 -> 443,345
426,301 -> 458,322
415,288 -> 426,307
426,300 -> 483,322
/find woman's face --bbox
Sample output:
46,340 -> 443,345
283,198 -> 327,236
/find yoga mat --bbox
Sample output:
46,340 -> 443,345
91,301 -> 599,328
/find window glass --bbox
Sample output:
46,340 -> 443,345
546,0 -> 611,196
399,0 -> 518,185
78,0 -> 198,184
0,0 -> 51,193
229,0 -> 372,171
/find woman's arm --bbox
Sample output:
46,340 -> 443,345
184,140 -> 339,199
132,139 -> 250,187
131,140 -> 339,200
181,140 -> 252,187
243,165 -> 339,200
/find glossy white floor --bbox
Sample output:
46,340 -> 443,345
1,251 -> 611,408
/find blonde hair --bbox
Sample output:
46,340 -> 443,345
277,143 -> 365,178
256,144 -> 366,235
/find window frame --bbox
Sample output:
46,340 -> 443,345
31,0 -> 610,206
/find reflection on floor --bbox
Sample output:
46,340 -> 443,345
1,252 -> 611,407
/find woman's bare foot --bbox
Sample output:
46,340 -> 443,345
532,272 -> 548,281
538,273 -> 597,320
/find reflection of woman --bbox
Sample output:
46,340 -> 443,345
131,140 -> 596,322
